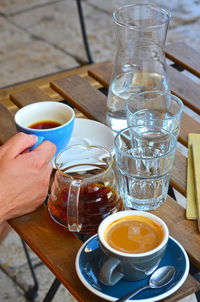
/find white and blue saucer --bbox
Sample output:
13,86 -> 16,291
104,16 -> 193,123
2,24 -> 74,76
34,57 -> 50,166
75,234 -> 189,302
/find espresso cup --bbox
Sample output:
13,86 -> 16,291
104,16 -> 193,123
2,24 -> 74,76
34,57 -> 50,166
14,101 -> 75,156
98,210 -> 169,286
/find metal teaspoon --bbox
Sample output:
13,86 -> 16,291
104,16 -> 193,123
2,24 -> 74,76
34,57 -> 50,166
117,265 -> 176,302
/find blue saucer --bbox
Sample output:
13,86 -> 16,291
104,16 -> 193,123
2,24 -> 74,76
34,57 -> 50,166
75,235 -> 189,302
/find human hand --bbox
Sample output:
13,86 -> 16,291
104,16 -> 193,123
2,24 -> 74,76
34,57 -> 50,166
0,132 -> 56,223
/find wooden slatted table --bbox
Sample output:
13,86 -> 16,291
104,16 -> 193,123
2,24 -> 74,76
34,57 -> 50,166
0,42 -> 200,302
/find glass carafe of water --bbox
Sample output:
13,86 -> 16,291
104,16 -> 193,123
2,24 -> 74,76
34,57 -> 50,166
106,4 -> 171,133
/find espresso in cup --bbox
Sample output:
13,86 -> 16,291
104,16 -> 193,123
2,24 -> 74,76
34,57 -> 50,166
98,210 -> 168,285
104,215 -> 164,254
14,101 -> 75,156
29,120 -> 62,129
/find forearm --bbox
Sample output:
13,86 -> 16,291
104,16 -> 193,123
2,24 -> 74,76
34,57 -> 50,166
0,192 -> 8,224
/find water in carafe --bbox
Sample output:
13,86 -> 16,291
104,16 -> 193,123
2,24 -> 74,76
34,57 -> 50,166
106,4 -> 171,133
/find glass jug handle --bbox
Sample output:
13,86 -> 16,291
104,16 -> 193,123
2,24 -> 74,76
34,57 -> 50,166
67,179 -> 82,232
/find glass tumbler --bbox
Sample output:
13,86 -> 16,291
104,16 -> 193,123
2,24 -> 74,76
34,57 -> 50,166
126,91 -> 183,139
114,126 -> 176,211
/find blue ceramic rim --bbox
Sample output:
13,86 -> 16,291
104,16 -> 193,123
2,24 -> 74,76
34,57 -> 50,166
75,234 -> 190,302
14,101 -> 75,132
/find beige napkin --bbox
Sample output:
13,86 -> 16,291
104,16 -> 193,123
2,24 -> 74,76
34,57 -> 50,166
186,134 -> 200,231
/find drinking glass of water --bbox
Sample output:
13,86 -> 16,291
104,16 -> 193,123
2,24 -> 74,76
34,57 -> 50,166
126,91 -> 183,139
114,125 -> 176,210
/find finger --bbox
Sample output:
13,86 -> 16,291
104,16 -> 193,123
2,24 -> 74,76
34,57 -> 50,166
32,140 -> 57,163
1,133 -> 38,159
29,136 -> 44,151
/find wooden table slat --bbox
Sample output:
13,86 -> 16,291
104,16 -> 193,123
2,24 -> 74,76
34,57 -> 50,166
88,62 -> 112,89
154,195 -> 200,270
164,275 -> 200,302
0,103 -> 16,144
171,151 -> 187,197
179,112 -> 200,147
50,74 -> 107,124
10,86 -> 54,108
167,65 -> 200,114
165,42 -> 200,77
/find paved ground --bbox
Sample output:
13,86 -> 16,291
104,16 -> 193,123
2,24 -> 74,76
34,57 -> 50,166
0,0 -> 200,301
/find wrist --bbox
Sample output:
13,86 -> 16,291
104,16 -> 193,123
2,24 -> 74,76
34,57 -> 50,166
0,208 -> 7,225
0,190 -> 9,224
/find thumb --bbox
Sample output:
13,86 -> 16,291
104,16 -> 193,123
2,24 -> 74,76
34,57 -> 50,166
2,132 -> 38,158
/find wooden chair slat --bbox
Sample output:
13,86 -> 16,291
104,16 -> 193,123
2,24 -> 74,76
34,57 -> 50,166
165,42 -> 200,77
0,103 -> 16,144
10,87 -> 54,108
50,75 -> 107,124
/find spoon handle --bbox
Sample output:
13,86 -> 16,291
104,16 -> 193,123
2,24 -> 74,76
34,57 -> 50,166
117,285 -> 150,302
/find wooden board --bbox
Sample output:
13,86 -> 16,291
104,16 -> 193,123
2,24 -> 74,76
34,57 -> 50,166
179,113 -> 200,146
88,61 -> 112,89
165,42 -> 200,77
167,65 -> 200,114
0,103 -> 16,144
50,74 -> 107,124
10,87 -> 54,108
171,151 -> 187,197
